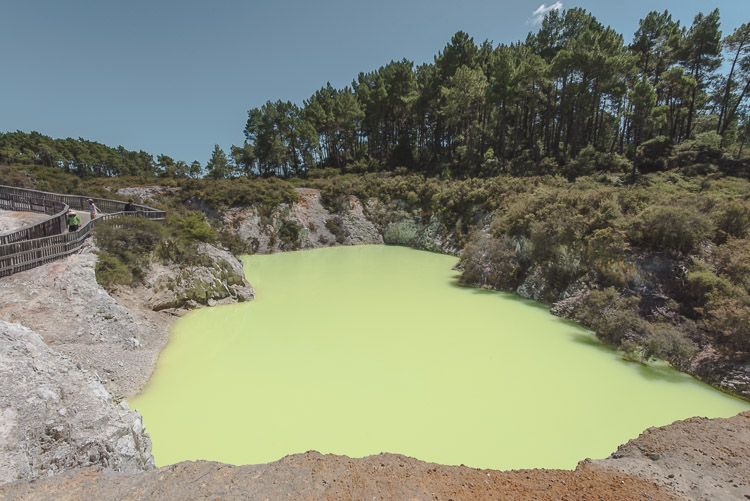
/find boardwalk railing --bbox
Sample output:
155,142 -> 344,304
0,185 -> 166,277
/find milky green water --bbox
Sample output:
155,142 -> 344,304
130,245 -> 748,470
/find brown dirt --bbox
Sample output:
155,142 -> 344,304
5,411 -> 750,500
593,410 -> 750,500
0,451 -> 680,501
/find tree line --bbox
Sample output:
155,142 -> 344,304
224,8 -> 748,179
3,8 -> 748,181
0,131 -> 203,179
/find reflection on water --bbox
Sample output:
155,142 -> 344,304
131,245 -> 748,471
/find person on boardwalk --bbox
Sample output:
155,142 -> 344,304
124,199 -> 136,212
66,209 -> 81,232
87,199 -> 100,219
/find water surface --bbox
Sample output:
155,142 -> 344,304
131,245 -> 748,470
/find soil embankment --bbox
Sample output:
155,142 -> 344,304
0,451 -> 681,500
2,411 -> 749,499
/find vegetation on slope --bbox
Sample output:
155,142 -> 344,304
1,5 -> 749,390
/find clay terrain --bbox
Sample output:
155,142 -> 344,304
3,410 -> 750,501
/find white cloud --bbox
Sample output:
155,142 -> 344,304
529,2 -> 563,25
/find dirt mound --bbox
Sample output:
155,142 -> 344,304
593,410 -> 750,500
5,411 -> 750,499
0,451 -> 679,501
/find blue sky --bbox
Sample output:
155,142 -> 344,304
1,0 -> 746,166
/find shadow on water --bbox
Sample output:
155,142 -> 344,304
568,331 -> 695,385
630,361 -> 693,384
446,275 -> 715,387
568,332 -> 614,355
447,277 -> 550,311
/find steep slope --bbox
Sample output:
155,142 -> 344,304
0,321 -> 154,485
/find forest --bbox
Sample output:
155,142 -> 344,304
1,8 -> 749,182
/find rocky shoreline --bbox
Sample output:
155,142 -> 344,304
1,188 -> 749,499
201,187 -> 750,402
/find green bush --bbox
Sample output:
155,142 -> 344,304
705,294 -> 750,353
713,201 -> 750,243
94,253 -> 134,289
630,205 -> 713,254
638,135 -> 672,172
178,177 -> 298,211
685,266 -> 735,312
644,323 -> 698,361
167,211 -> 216,242
459,234 -> 526,289
95,217 -> 165,262
325,217 -> 346,244
217,230 -> 254,255
93,218 -> 166,287
278,220 -> 301,250
713,239 -> 750,292
572,288 -> 647,347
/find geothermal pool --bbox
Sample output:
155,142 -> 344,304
130,245 -> 748,470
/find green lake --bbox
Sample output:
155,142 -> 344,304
130,245 -> 748,470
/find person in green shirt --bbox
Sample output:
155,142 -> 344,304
67,209 -> 81,232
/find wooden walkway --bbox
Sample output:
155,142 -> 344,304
0,185 -> 166,277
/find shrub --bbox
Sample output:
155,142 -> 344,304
94,217 -> 165,262
671,131 -> 723,167
713,201 -> 750,243
167,212 -> 216,242
630,205 -> 713,254
325,217 -> 346,244
217,230 -> 253,255
713,239 -> 750,292
93,218 -> 166,288
94,253 -> 134,289
644,323 -> 698,361
278,220 -> 301,250
178,177 -> 298,211
685,265 -> 735,312
459,233 -> 526,289
572,288 -> 648,347
638,135 -> 672,172
705,294 -> 750,353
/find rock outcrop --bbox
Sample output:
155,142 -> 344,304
591,410 -> 750,500
0,243 -> 173,401
0,321 -> 154,485
220,187 -> 459,256
0,240 -> 253,401
140,242 -> 254,312
223,188 -> 384,253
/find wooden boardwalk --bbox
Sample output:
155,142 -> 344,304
0,185 -> 165,277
